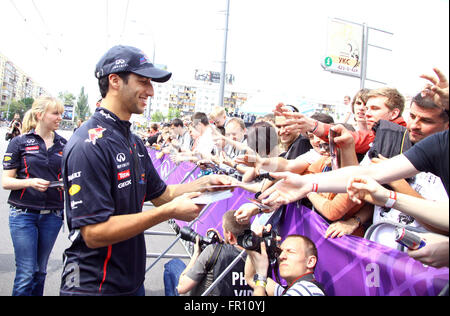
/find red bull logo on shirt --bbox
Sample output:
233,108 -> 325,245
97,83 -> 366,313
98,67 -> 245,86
86,127 -> 107,145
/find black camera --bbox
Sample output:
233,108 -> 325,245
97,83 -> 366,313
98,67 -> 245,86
237,228 -> 281,264
177,226 -> 222,250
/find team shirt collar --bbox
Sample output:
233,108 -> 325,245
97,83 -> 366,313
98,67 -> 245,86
95,107 -> 132,136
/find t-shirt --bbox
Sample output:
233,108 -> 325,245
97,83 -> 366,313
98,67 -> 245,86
274,273 -> 325,296
60,107 -> 167,296
196,126 -> 215,157
186,244 -> 252,296
403,130 -> 449,196
281,135 -> 313,160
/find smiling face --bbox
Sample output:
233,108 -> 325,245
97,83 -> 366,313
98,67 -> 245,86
42,106 -> 63,131
118,73 -> 154,116
35,100 -> 64,132
407,103 -> 449,143
277,123 -> 300,147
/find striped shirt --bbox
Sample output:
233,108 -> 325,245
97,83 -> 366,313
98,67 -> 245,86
274,273 -> 326,296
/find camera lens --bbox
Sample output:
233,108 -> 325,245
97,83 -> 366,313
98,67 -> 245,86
179,226 -> 201,244
237,229 -> 261,251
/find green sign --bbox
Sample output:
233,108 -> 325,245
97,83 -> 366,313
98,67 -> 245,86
324,56 -> 333,67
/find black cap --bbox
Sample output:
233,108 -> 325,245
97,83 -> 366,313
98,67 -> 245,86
95,45 -> 172,83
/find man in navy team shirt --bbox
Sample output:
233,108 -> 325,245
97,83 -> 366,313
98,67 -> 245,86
60,45 -> 233,296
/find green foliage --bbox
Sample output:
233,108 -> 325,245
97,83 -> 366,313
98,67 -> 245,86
1,97 -> 34,120
58,91 -> 76,106
167,107 -> 181,121
75,87 -> 91,120
151,110 -> 165,122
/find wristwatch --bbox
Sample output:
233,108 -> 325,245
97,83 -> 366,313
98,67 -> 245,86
253,274 -> 267,288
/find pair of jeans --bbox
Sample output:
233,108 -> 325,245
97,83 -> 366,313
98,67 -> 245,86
9,207 -> 62,296
163,258 -> 186,296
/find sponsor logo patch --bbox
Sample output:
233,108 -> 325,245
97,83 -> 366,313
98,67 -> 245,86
86,127 -> 106,145
25,145 -> 39,151
68,171 -> 81,182
118,170 -> 131,180
69,184 -> 81,196
118,180 -> 132,189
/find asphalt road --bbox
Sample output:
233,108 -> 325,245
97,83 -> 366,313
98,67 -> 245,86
0,126 -> 190,296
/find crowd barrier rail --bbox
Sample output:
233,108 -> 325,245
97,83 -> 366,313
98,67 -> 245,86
148,149 -> 449,296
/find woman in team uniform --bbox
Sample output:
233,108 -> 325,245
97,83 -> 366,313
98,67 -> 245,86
2,96 -> 66,296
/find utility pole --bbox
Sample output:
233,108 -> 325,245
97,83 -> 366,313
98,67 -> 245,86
360,23 -> 369,89
218,0 -> 231,107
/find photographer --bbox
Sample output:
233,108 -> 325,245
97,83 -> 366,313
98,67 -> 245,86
6,113 -> 22,141
244,225 -> 326,296
177,210 -> 253,296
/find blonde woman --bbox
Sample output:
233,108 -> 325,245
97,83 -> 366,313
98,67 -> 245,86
2,96 -> 66,296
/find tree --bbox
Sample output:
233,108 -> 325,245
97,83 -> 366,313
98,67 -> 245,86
167,107 -> 181,121
3,98 -> 34,120
58,91 -> 76,106
75,87 -> 91,120
151,110 -> 165,122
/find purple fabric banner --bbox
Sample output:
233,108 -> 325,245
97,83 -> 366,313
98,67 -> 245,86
278,203 -> 449,296
147,149 -> 254,236
148,149 -> 449,296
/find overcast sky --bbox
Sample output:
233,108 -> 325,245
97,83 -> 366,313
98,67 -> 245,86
1,0 -> 448,111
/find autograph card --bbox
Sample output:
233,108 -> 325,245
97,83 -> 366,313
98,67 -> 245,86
191,190 -> 233,205
48,180 -> 64,188
246,198 -> 273,211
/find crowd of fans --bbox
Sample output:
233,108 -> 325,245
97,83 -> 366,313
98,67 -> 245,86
2,40 -> 447,297
144,68 -> 449,295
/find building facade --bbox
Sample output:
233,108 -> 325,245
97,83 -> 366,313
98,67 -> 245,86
0,52 -> 48,108
148,79 -> 248,120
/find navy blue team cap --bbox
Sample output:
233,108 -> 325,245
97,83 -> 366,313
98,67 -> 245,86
95,45 -> 172,83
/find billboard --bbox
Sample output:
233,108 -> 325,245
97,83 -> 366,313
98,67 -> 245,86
322,18 -> 363,77
194,69 -> 235,85
62,104 -> 73,121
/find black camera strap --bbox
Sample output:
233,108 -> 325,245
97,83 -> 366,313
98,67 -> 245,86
205,244 -> 224,272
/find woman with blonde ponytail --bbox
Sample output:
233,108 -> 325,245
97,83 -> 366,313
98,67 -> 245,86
2,95 -> 67,296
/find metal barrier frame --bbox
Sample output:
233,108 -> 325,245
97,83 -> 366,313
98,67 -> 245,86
144,164 -> 202,272
200,208 -> 279,296
145,158 -> 272,296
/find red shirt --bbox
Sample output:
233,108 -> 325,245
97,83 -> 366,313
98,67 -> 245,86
321,117 -> 407,154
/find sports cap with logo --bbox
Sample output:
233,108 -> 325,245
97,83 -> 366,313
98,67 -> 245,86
95,45 -> 172,83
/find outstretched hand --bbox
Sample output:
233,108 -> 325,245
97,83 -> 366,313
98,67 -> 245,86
259,172 -> 309,208
420,68 -> 449,111
346,175 -> 389,206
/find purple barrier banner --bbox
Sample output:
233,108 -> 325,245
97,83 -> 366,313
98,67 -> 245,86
147,149 -> 254,236
188,188 -> 254,237
148,149 -> 449,296
278,203 -> 449,296
148,149 -> 165,171
148,150 -> 200,185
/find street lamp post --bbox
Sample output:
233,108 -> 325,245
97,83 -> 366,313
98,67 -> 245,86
218,0 -> 231,107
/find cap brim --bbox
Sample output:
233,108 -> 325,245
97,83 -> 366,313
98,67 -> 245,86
133,67 -> 172,83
